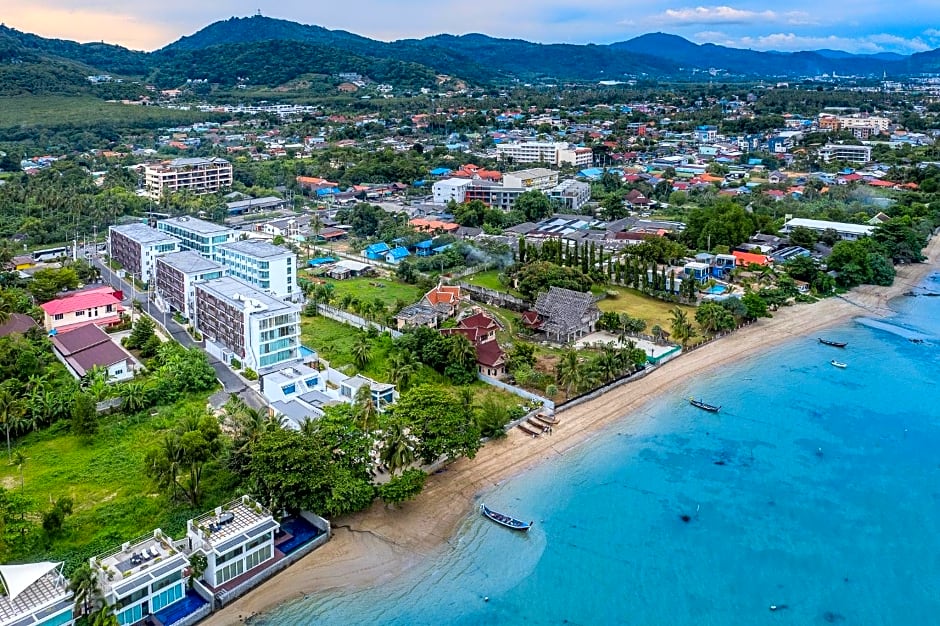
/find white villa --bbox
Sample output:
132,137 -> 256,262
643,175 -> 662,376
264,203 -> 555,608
90,529 -> 190,625
185,496 -> 279,591
0,562 -> 74,626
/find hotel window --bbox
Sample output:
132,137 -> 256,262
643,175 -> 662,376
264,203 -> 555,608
54,313 -> 64,320
75,310 -> 85,317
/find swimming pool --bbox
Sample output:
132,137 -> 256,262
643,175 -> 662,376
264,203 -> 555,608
706,285 -> 729,295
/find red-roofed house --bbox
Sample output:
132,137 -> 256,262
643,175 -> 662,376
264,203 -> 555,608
440,311 -> 506,378
41,286 -> 125,333
732,251 -> 770,267
50,323 -> 136,381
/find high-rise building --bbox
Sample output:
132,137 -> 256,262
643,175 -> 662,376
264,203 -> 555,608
143,157 -> 233,200
156,216 -> 237,259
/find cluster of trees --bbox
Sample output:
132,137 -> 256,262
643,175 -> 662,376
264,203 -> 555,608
513,261 -> 593,301
395,326 -> 479,385
554,342 -> 648,398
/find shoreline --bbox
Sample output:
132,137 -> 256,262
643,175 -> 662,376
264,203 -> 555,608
205,236 -> 940,625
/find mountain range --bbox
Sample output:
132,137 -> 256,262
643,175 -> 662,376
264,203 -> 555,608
3,15 -> 940,96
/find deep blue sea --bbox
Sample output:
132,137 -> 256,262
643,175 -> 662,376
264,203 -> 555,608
261,273 -> 940,626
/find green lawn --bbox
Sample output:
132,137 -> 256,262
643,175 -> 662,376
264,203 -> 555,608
317,277 -> 423,310
301,315 -> 442,385
597,288 -> 697,333
465,270 -> 522,297
0,394 -> 237,571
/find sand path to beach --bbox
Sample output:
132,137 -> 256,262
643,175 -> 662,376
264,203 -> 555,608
206,236 -> 940,624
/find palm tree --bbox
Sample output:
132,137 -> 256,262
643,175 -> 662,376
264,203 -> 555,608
388,351 -> 417,391
120,380 -> 148,413
89,605 -> 118,626
12,450 -> 26,490
70,562 -> 102,617
555,350 -> 585,398
379,418 -> 415,474
669,307 -> 696,347
354,384 -> 379,432
0,382 -> 24,462
351,334 -> 372,370
83,366 -> 111,403
146,434 -> 182,499
597,343 -> 621,383
449,335 -> 478,373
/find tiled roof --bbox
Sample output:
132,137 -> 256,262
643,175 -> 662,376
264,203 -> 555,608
425,285 -> 461,306
0,313 -> 37,338
475,339 -> 505,367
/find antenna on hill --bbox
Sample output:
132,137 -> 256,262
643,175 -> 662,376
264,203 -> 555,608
256,9 -> 262,17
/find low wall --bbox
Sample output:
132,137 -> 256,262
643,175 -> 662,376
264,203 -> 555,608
166,601 -> 212,626
555,366 -> 655,413
477,373 -> 554,410
214,511 -> 332,608
317,304 -> 402,338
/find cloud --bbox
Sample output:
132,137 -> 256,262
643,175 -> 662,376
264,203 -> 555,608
647,5 -> 815,27
3,5 -> 177,50
697,31 -> 935,54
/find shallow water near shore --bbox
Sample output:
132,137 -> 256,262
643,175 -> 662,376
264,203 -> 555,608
260,273 -> 940,625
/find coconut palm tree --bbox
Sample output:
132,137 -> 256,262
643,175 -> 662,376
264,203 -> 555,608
351,334 -> 372,370
388,351 -> 417,391
69,562 -> 102,617
379,418 -> 415,474
555,350 -> 585,398
0,382 -> 24,462
354,384 -> 378,432
669,307 -> 696,347
597,343 -> 621,383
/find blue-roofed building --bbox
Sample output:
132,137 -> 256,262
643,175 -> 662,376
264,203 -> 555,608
363,242 -> 391,260
384,247 -> 410,264
413,180 -> 427,187
748,158 -> 764,166
578,167 -> 604,180
414,240 -> 434,256
430,167 -> 452,177
433,244 -> 453,254
308,257 -> 337,267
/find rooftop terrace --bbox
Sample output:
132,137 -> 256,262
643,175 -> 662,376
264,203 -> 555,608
188,496 -> 278,555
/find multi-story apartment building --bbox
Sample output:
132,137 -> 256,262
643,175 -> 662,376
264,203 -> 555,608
108,223 -> 180,284
503,168 -> 559,191
213,239 -> 297,301
91,529 -> 190,625
496,141 -> 591,167
194,277 -> 301,371
185,496 -> 279,591
431,178 -> 472,204
154,251 -> 225,320
818,144 -> 873,164
0,561 -> 75,626
156,216 -> 237,259
142,157 -> 233,200
547,180 -> 592,212
463,180 -> 526,211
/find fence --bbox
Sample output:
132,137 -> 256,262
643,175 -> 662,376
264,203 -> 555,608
445,263 -> 493,281
316,304 -> 402,338
457,283 -> 529,311
477,373 -> 554,410
555,365 -> 656,412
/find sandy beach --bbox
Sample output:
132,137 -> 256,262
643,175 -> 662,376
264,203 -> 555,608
205,236 -> 940,625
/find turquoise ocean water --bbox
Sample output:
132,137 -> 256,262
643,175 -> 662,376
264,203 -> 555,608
261,273 -> 940,625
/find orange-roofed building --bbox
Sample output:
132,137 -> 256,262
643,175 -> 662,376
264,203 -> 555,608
732,251 -> 770,267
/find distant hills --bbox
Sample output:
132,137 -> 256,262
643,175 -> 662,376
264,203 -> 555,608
3,15 -> 940,97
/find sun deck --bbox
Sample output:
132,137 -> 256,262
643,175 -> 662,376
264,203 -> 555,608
188,497 -> 277,555
0,569 -> 72,626
92,530 -> 186,597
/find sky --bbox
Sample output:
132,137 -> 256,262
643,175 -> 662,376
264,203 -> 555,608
3,0 -> 940,55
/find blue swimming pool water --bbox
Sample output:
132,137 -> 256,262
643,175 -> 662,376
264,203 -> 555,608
260,271 -> 940,626
706,284 -> 728,294
153,590 -> 207,626
278,517 -> 324,555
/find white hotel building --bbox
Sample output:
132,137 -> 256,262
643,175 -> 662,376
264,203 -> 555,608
142,157 -> 233,201
157,216 -> 237,260
213,239 -> 298,301
194,277 -> 301,372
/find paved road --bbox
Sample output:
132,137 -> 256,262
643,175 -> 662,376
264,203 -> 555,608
92,255 -> 265,408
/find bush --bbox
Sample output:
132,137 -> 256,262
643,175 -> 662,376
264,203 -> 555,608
242,368 -> 258,381
378,469 -> 427,504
